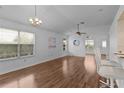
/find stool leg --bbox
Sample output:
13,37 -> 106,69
106,78 -> 109,85
99,78 -> 110,88
110,78 -> 114,88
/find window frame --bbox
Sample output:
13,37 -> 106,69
0,28 -> 35,61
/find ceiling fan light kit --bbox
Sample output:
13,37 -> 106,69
29,17 -> 42,26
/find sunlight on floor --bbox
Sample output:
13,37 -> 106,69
84,55 -> 97,76
62,59 -> 69,77
0,74 -> 35,88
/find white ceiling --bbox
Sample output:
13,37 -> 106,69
0,5 -> 119,33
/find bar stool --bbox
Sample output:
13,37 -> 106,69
98,66 -> 124,88
94,47 -> 122,87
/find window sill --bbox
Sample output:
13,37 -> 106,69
0,55 -> 34,62
19,55 -> 34,59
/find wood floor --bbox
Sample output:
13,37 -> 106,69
0,55 -> 100,88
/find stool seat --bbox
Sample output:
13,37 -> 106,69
99,66 -> 124,80
101,60 -> 121,67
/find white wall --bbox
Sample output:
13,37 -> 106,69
0,19 -> 67,74
66,25 -> 110,56
109,6 -> 124,62
117,19 -> 124,52
109,5 -> 124,87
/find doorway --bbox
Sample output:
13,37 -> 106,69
85,40 -> 94,54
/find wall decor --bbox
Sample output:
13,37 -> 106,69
73,40 -> 80,46
48,37 -> 56,48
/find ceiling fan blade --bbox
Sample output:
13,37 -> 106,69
80,32 -> 86,34
76,32 -> 86,35
76,32 -> 81,35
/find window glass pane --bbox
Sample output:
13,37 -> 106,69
85,40 -> 94,49
20,32 -> 34,56
102,40 -> 107,48
0,28 -> 18,59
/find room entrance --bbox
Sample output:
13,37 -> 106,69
85,40 -> 94,54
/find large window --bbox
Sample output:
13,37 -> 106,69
0,28 -> 18,59
0,28 -> 35,60
20,32 -> 34,56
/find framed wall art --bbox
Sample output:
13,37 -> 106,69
48,37 -> 56,48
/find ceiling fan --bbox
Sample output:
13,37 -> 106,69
76,22 -> 86,36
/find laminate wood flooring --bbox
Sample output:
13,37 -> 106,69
0,55 -> 100,88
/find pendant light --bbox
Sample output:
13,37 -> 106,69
29,5 -> 42,26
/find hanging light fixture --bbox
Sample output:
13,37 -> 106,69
29,5 -> 42,26
76,22 -> 86,36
